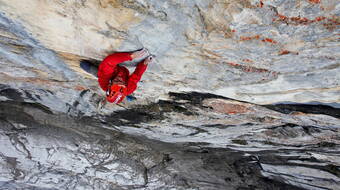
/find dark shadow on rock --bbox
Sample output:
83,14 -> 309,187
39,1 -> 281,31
105,92 -> 248,127
80,59 -> 101,77
169,91 -> 234,106
0,88 -> 24,102
106,99 -> 197,126
203,123 -> 255,129
264,103 -> 340,119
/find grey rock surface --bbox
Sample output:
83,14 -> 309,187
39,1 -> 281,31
0,0 -> 339,105
0,96 -> 338,190
0,0 -> 339,189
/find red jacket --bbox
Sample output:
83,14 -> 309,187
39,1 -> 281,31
97,52 -> 147,95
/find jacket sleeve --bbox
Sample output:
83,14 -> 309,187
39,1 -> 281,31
97,52 -> 132,91
126,62 -> 148,95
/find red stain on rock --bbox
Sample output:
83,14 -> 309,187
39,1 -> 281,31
308,0 -> 321,4
226,62 -> 278,76
290,17 -> 309,24
323,16 -> 340,30
280,50 -> 290,55
240,35 -> 260,41
277,14 -> 288,22
262,38 -> 277,44
275,15 -> 311,25
274,13 -> 338,29
226,62 -> 238,66
75,85 -> 87,91
240,35 -> 277,45
315,16 -> 326,21
242,59 -> 254,63
206,101 -> 251,115
278,50 -> 291,55
278,50 -> 299,55
240,36 -> 251,41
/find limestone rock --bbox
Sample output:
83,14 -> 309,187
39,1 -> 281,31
0,0 -> 339,105
0,0 -> 339,189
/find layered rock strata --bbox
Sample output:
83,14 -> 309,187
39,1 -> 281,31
0,92 -> 339,189
0,0 -> 338,105
0,0 -> 339,189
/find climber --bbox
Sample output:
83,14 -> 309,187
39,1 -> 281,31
97,48 -> 153,104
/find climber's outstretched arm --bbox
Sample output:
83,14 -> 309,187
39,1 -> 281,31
97,52 -> 132,91
126,55 -> 154,95
126,61 -> 148,95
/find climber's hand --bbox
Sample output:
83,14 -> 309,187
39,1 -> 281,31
143,55 -> 154,65
131,48 -> 149,59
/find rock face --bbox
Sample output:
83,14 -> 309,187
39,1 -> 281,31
1,93 -> 339,189
1,0 -> 339,105
0,0 -> 339,189
0,100 -> 308,190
